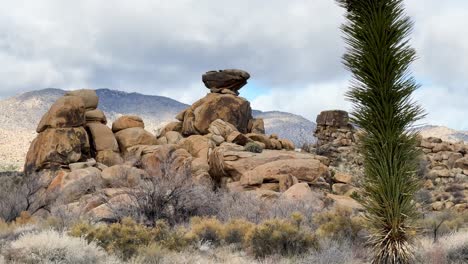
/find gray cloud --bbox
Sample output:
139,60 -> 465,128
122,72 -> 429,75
0,0 -> 466,129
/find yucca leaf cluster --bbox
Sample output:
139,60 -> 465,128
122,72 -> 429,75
336,0 -> 425,263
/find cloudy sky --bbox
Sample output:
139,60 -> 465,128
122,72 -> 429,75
0,0 -> 467,130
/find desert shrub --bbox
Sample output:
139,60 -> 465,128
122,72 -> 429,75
223,219 -> 254,245
216,192 -> 266,223
124,166 -> 219,225
416,230 -> 468,264
0,173 -> 45,222
415,189 -> 433,207
70,218 -> 196,259
70,217 -> 153,260
244,142 -> 263,153
2,229 -> 119,264
418,211 -> 468,242
189,217 -> 224,246
313,206 -> 365,242
246,218 -> 318,258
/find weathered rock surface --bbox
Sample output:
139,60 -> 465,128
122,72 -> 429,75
36,96 -> 86,133
112,115 -> 145,133
115,127 -> 158,152
178,93 -> 253,135
86,123 -> 119,152
209,144 -> 329,189
25,127 -> 90,173
101,165 -> 148,188
202,69 -> 250,95
65,89 -> 99,110
85,109 -> 107,124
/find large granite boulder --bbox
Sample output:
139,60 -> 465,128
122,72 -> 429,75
36,96 -> 86,133
202,69 -> 250,95
25,127 -> 90,173
86,123 -> 119,152
177,93 -> 253,136
85,109 -> 107,124
65,89 -> 99,110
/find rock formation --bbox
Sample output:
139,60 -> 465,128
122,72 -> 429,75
23,70 -> 345,221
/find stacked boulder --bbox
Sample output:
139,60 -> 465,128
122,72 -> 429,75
313,110 -> 360,169
23,70 -> 341,220
418,137 -> 467,212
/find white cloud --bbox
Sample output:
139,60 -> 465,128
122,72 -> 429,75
0,0 -> 466,130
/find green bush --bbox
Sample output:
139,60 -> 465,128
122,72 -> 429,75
189,217 -> 224,246
246,218 -> 317,258
313,206 -> 364,242
244,142 -> 263,153
223,219 -> 254,245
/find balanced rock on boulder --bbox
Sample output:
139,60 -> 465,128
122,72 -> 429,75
202,69 -> 250,95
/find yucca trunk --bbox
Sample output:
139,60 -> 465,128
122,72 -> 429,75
336,0 -> 424,263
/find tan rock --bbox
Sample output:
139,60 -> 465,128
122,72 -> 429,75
69,159 -> 96,171
316,110 -> 349,128
60,167 -> 102,202
209,144 -> 329,186
432,201 -> 445,211
65,89 -> 98,110
115,127 -> 157,151
112,115 -> 145,133
25,127 -> 90,174
333,172 -> 352,184
101,165 -> 148,188
96,150 -> 123,167
139,144 -> 192,178
36,96 -> 86,133
178,135 -> 215,161
158,121 -> 182,137
279,139 -> 295,150
248,118 -> 265,134
327,194 -> 363,211
250,189 -> 281,200
85,109 -> 107,124
423,179 -> 434,190
226,131 -> 250,146
179,93 -> 252,135
270,139 -> 282,150
245,133 -> 273,149
86,123 -> 119,152
332,183 -> 353,195
165,131 -> 183,145
211,134 -> 225,145
454,157 -> 468,170
208,119 -> 237,138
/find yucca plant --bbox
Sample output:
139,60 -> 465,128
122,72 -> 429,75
336,0 -> 425,263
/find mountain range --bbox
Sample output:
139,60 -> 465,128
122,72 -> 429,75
0,88 -> 316,168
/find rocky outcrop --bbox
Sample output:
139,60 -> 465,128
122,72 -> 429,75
209,143 -> 329,191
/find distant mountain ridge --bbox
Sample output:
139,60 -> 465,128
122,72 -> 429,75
0,88 -> 316,168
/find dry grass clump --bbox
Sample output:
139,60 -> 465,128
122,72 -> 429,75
2,229 -> 120,264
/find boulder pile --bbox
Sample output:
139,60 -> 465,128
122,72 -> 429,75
23,70 -> 337,221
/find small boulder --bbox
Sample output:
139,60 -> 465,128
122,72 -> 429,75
227,131 -> 250,146
112,115 -> 145,133
115,127 -> 158,152
96,150 -> 124,167
248,118 -> 265,134
85,109 -> 107,124
202,69 -> 250,95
